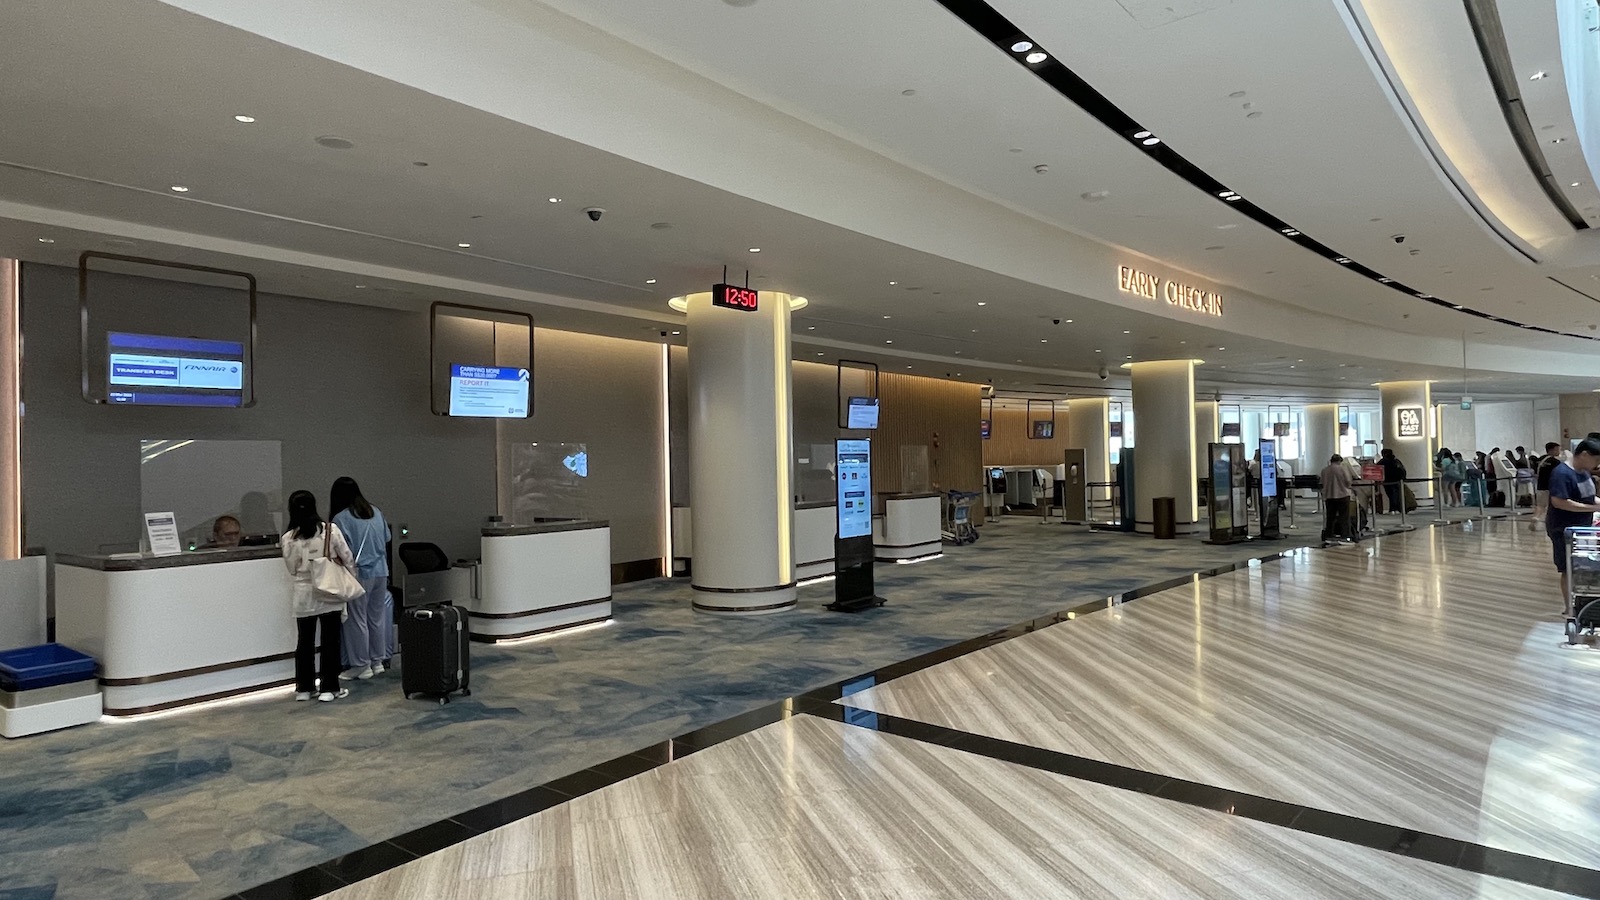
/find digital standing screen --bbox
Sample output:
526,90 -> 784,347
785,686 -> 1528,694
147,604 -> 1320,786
107,332 -> 245,407
1259,439 -> 1277,497
837,439 -> 873,539
448,365 -> 530,418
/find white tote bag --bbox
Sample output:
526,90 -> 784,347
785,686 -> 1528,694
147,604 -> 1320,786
312,524 -> 366,604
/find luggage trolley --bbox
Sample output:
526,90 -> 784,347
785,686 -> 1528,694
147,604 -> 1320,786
943,490 -> 981,546
1564,527 -> 1600,646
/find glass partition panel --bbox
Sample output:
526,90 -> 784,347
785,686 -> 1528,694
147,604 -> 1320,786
501,442 -> 591,525
795,442 -> 838,503
900,444 -> 931,494
139,439 -> 283,549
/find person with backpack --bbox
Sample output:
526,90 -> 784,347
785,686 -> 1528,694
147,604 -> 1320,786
1379,448 -> 1406,515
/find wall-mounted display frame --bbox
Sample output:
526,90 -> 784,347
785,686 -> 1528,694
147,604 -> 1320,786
836,359 -> 880,429
429,302 -> 534,418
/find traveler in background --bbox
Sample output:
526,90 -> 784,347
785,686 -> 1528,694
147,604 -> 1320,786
1441,452 -> 1465,507
1321,454 -> 1354,543
1486,448 -> 1502,495
282,490 -> 353,703
1535,442 -> 1561,532
330,476 -> 391,682
1546,439 -> 1600,617
1379,448 -> 1406,515
1342,453 -> 1369,534
208,515 -> 242,549
1513,446 -> 1531,470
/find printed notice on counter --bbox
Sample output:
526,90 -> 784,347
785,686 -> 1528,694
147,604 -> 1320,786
143,511 -> 183,556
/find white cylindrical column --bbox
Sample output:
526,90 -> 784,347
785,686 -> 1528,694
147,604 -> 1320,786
1378,381 -> 1435,499
1130,360 -> 1200,534
686,290 -> 796,614
1194,401 -> 1218,470
1066,397 -> 1110,485
1304,404 -> 1339,473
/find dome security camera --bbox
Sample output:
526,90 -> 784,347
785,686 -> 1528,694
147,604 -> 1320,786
1392,234 -> 1406,244
584,207 -> 606,221
1097,366 -> 1110,381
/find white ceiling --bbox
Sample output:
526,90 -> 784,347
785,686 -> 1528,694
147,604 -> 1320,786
2,0 -> 1599,401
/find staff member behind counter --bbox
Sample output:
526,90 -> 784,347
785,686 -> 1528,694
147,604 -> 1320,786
207,515 -> 242,549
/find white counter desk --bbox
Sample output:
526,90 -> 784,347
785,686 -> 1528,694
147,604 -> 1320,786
54,547 -> 295,716
470,520 -> 612,642
873,492 -> 944,563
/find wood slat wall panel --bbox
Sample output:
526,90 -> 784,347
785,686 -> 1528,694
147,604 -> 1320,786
869,374 -> 983,510
982,407 -> 1075,468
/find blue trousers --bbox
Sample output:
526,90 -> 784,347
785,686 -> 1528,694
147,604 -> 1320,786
340,574 -> 390,669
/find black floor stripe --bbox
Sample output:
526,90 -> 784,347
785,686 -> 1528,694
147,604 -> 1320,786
815,705 -> 1600,897
230,524 -> 1514,898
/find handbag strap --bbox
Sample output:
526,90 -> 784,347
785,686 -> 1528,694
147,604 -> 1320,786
322,522 -> 332,560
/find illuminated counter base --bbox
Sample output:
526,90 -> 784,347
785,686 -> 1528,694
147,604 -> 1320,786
472,521 -> 612,642
874,493 -> 944,563
54,549 -> 295,717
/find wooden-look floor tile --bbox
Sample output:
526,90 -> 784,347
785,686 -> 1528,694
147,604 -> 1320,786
847,520 -> 1600,870
321,715 -> 1581,899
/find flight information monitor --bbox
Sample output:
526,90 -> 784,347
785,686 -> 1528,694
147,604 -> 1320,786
107,332 -> 245,407
836,439 -> 873,539
449,365 -> 530,418
846,397 -> 879,429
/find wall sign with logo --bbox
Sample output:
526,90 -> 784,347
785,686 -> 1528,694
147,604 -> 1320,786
711,283 -> 759,312
1116,265 -> 1223,317
1396,406 -> 1424,439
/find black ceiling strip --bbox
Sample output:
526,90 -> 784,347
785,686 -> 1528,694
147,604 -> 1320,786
931,0 -> 1597,343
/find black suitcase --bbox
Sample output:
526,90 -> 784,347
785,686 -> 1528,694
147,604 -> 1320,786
1489,490 -> 1507,508
400,603 -> 471,704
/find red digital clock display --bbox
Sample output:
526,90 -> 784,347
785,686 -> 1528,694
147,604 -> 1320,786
712,283 -> 759,312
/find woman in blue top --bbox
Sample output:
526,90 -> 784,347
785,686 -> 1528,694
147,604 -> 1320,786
330,476 -> 391,681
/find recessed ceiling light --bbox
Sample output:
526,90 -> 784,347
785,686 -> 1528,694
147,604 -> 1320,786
906,365 -> 913,369
883,315 -> 891,319
646,278 -> 657,284
169,185 -> 190,192
1218,347 -> 1226,351
807,325 -> 816,330
1379,277 -> 1394,284
889,281 -> 897,285
885,340 -> 893,344
1218,190 -> 1236,198
1553,137 -> 1566,144
457,242 -> 472,248
817,352 -> 825,356
749,247 -> 761,253
413,161 -> 429,167
1574,182 -> 1583,187
1282,228 -> 1299,236
1040,339 -> 1047,343
1141,137 -> 1161,146
1229,90 -> 1247,98
354,284 -> 368,289
977,301 -> 987,306
549,197 -> 562,203
233,115 -> 255,123
1453,304 -> 1465,309
1064,319 -> 1073,323
1335,257 -> 1351,264
672,330 -> 681,335
1011,40 -> 1033,52
1025,51 -> 1048,64
901,89 -> 917,96
1094,349 -> 1102,353
1081,191 -> 1111,201
1246,111 -> 1264,119
1126,355 -> 1133,359
1531,71 -> 1547,80
314,135 -> 355,150
36,237 -> 55,244
1122,330 -> 1131,334
1134,131 -> 1152,139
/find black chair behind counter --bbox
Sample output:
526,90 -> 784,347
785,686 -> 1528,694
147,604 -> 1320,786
397,541 -> 474,607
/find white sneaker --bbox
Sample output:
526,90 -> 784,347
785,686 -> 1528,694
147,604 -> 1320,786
318,688 -> 349,702
294,692 -> 312,702
371,662 -> 385,676
340,665 -> 372,681
357,665 -> 376,680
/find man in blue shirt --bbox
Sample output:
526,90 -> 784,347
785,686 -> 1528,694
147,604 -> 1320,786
1546,439 -> 1600,616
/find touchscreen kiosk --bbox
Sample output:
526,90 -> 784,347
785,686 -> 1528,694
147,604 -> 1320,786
831,439 -> 884,612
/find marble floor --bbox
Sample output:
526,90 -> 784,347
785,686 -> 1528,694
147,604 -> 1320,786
0,518 -> 1302,900
322,715 -> 1577,899
846,519 -> 1600,871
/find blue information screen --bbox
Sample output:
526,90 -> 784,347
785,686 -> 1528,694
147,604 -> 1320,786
107,332 -> 245,407
1259,439 -> 1277,497
449,365 -> 530,418
837,439 -> 872,539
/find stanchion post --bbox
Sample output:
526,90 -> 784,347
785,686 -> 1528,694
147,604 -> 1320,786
1432,476 -> 1448,525
1398,482 -> 1410,529
1477,478 -> 1486,517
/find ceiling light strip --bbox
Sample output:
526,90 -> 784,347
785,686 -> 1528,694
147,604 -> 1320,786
931,0 -> 1595,343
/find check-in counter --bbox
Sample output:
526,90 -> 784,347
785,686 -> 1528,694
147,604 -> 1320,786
54,547 -> 294,716
472,520 -> 611,642
873,492 -> 944,563
795,501 -> 837,582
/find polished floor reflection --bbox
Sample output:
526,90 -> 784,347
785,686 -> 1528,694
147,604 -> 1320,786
324,715 -> 1568,899
846,520 -> 1600,871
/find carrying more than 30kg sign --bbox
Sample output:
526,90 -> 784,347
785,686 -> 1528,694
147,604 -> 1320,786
1395,406 -> 1424,439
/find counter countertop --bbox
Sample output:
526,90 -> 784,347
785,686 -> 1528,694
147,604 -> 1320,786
55,546 -> 283,571
481,520 -> 609,537
885,492 -> 942,501
796,500 -> 838,510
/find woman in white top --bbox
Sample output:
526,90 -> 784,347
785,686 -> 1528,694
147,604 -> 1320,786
282,489 -> 356,702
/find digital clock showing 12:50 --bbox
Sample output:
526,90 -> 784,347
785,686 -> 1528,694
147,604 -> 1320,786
711,283 -> 759,312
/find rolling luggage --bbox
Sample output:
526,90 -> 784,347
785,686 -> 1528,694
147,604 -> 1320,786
1403,485 -> 1418,513
400,603 -> 470,704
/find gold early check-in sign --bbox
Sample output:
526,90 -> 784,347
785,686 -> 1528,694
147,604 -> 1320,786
1117,265 -> 1224,317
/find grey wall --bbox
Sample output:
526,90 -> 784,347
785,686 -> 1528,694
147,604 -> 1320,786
22,264 -> 497,558
21,264 -> 668,568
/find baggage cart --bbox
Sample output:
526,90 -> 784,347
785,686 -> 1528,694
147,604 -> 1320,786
1565,527 -> 1600,645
